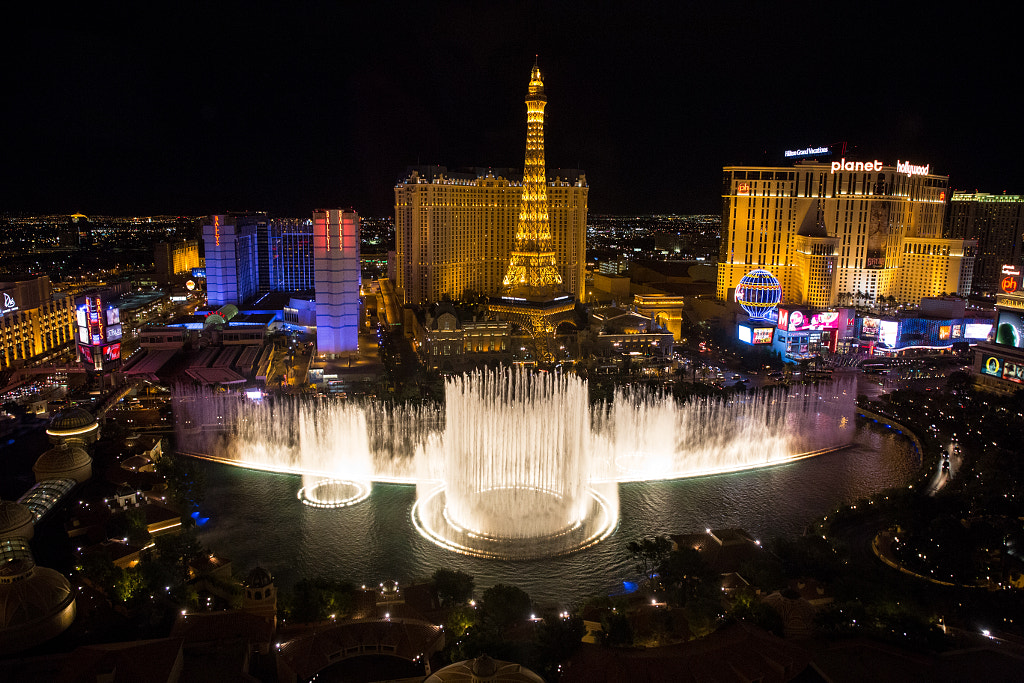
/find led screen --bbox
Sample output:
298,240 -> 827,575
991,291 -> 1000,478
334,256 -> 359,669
753,328 -> 774,344
965,323 -> 992,340
994,311 -> 1024,347
981,355 -> 1024,384
780,309 -> 841,332
861,317 -> 879,339
880,320 -> 899,347
738,325 -> 753,344
939,326 -> 951,341
103,343 -> 121,361
106,308 -> 120,325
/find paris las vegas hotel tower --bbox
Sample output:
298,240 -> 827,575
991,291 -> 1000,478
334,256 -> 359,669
394,63 -> 588,307
718,156 -> 975,308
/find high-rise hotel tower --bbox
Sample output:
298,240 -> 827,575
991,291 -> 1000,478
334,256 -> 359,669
718,159 -> 976,308
394,66 -> 588,306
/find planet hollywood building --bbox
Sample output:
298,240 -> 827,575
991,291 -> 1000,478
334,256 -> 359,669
718,156 -> 976,310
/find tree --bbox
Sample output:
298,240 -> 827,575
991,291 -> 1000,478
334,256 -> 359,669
480,583 -> 533,631
600,611 -> 634,646
627,536 -> 673,590
535,611 -> 586,679
433,568 -> 475,606
658,546 -> 716,605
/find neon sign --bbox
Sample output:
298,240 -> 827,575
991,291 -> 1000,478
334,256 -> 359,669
896,160 -> 930,177
1003,275 -> 1019,294
831,159 -> 883,174
778,308 -> 841,332
785,146 -> 829,158
0,292 -> 17,315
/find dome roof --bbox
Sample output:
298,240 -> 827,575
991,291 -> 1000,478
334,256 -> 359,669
425,654 -> 544,683
247,566 -> 273,588
49,407 -> 97,433
0,501 -> 34,535
0,562 -> 75,631
34,443 -> 92,474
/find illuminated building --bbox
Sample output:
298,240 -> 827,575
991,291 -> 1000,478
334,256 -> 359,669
718,160 -> 975,307
394,168 -> 587,306
74,293 -> 123,373
269,218 -> 315,291
394,68 -> 587,307
202,214 -> 320,305
0,277 -> 75,371
488,62 -> 577,350
313,209 -> 361,355
202,213 -> 263,307
946,192 -> 1024,294
154,239 -> 200,277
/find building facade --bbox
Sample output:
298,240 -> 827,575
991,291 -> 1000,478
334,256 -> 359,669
202,214 -> 321,306
946,192 -> 1024,294
154,240 -> 200,277
394,168 -> 587,306
313,209 -> 361,355
202,214 -> 262,307
718,160 -> 974,308
0,277 -> 75,370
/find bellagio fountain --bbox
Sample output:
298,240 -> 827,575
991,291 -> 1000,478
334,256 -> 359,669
174,367 -> 855,559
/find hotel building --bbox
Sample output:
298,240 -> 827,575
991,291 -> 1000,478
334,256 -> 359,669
718,159 -> 975,308
200,210 -> 361,356
0,277 -> 76,370
154,240 -> 201,278
946,192 -> 1024,294
394,168 -> 587,306
313,209 -> 361,355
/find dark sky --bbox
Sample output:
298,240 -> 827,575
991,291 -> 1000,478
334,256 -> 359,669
4,2 -> 1021,217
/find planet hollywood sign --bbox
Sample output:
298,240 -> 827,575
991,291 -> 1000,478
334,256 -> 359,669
829,158 -> 931,177
1002,265 -> 1021,294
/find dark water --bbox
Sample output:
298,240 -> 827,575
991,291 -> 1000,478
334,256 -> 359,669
193,422 -> 916,606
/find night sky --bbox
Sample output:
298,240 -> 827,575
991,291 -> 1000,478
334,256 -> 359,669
4,3 -> 1021,217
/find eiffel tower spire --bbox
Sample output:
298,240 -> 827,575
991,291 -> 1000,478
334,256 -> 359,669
502,61 -> 563,297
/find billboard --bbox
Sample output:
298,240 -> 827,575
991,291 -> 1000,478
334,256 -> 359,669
939,325 -> 951,341
965,323 -> 992,339
861,317 -> 880,339
103,343 -> 121,361
981,354 -> 1024,384
880,320 -> 899,347
739,325 -> 775,345
866,201 -> 891,269
779,309 -> 841,332
994,311 -> 1024,348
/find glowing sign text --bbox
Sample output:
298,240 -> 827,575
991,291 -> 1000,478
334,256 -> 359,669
896,160 -> 930,177
830,159 -> 883,174
785,146 -> 829,158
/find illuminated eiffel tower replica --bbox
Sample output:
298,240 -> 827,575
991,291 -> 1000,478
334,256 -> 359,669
489,60 -> 576,360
